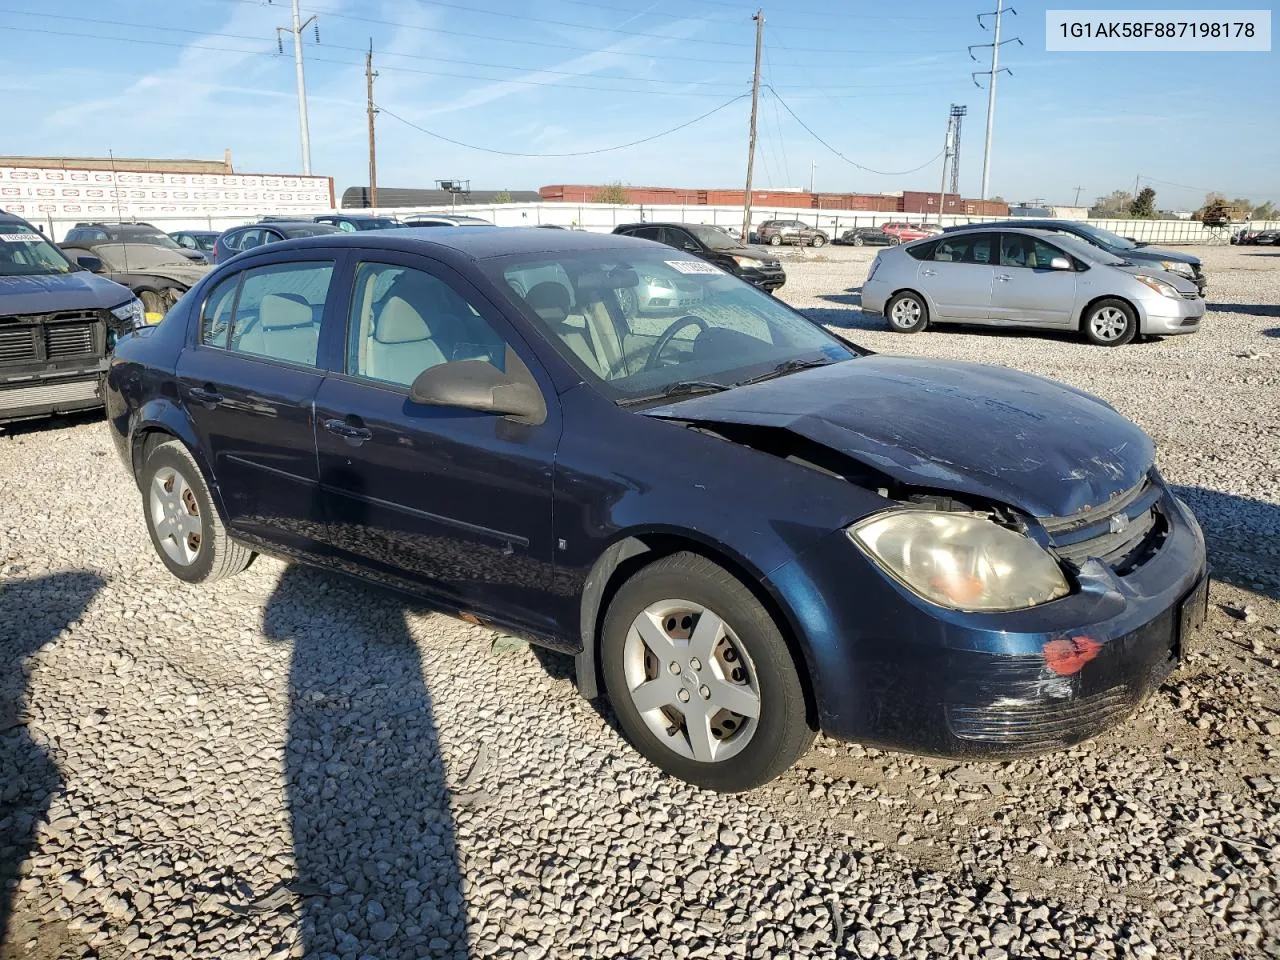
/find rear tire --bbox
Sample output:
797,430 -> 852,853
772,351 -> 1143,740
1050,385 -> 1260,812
600,552 -> 815,792
141,441 -> 255,583
1082,298 -> 1137,347
885,291 -> 929,334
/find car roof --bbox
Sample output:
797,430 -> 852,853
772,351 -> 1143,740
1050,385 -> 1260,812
913,226 -> 1072,242
228,226 -> 656,262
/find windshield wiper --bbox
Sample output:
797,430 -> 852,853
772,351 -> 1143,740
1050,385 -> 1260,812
736,356 -> 834,387
617,379 -> 730,407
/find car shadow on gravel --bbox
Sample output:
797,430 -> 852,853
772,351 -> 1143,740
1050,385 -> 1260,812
0,571 -> 104,955
263,565 -> 469,960
1207,302 -> 1280,317
1174,485 -> 1280,599
0,410 -> 103,438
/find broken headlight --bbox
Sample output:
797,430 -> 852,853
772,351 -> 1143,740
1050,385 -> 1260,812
110,297 -> 146,330
848,510 -> 1070,612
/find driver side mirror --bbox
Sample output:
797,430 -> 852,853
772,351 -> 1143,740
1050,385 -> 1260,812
76,255 -> 104,273
1048,256 -> 1073,271
409,350 -> 546,425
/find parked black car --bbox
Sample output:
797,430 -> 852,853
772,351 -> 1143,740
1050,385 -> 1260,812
105,228 -> 1207,791
612,222 -> 786,292
756,219 -> 829,248
212,221 -> 343,264
63,222 -> 209,264
835,227 -> 900,247
1,211 -> 142,424
313,214 -> 402,232
170,230 -> 220,254
946,219 -> 1205,293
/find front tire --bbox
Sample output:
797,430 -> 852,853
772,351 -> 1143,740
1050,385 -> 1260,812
852,236 -> 864,247
141,441 -> 255,583
1082,298 -> 1137,346
885,290 -> 929,333
600,552 -> 815,792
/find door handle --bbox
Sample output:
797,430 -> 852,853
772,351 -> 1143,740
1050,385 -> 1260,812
921,269 -> 938,277
322,418 -> 373,444
995,274 -> 1013,281
188,385 -> 223,405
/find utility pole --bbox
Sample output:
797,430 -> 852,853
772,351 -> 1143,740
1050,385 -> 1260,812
277,0 -> 318,175
366,41 -> 379,211
948,105 -> 966,196
1073,185 -> 1084,206
936,110 -> 955,226
1134,173 -> 1141,198
970,1 -> 1020,200
809,160 -> 816,194
741,9 -> 764,244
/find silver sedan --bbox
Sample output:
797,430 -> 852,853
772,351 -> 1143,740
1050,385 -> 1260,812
860,227 -> 1204,346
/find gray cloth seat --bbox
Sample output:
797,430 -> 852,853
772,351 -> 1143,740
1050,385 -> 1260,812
366,294 -> 447,386
524,282 -> 604,377
235,292 -> 319,365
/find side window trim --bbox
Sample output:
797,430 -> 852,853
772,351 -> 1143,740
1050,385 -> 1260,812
196,273 -> 243,350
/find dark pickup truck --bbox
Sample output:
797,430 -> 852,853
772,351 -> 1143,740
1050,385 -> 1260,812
0,212 -> 144,425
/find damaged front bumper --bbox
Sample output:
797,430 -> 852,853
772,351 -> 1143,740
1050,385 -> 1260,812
765,485 -> 1208,757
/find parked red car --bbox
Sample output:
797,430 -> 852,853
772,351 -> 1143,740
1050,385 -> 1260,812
880,222 -> 940,242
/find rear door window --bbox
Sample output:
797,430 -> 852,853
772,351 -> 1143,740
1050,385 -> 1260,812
225,261 -> 334,367
933,234 -> 995,264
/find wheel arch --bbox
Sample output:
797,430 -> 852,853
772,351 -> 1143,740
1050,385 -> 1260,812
128,399 -> 231,526
574,529 -> 819,729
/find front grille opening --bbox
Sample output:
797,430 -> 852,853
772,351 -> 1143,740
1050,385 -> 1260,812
1044,478 -> 1171,576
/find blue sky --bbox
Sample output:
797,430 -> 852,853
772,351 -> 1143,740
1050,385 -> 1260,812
1,0 -> 1276,208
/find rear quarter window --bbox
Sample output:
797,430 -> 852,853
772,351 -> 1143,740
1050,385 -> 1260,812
906,239 -> 940,261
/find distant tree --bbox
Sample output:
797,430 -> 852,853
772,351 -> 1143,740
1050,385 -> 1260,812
1129,186 -> 1157,218
592,182 -> 630,204
492,189 -> 513,204
1090,189 -> 1133,218
1252,200 -> 1276,220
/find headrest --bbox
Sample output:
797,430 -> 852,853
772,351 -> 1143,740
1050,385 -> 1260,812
524,282 -> 572,324
375,296 -> 431,344
259,293 -> 313,330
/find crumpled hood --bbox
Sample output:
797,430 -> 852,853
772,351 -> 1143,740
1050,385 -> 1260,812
0,271 -> 134,317
646,356 -> 1154,519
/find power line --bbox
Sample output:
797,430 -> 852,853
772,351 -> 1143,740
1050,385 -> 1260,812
764,85 -> 944,176
393,0 -> 958,54
374,94 -> 749,158
0,23 -> 745,97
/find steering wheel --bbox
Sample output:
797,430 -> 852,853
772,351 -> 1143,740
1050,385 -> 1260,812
645,315 -> 709,370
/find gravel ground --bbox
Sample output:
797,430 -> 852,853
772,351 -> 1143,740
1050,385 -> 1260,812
2,245 -> 1278,960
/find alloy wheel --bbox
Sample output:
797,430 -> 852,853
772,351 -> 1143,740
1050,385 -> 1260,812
622,599 -> 761,763
149,466 -> 202,565
1089,306 -> 1129,342
890,296 -> 923,329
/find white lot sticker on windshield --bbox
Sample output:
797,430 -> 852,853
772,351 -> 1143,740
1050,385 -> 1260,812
0,234 -> 40,242
665,259 -> 723,275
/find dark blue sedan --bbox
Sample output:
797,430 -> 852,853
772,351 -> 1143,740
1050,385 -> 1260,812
104,228 -> 1209,791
